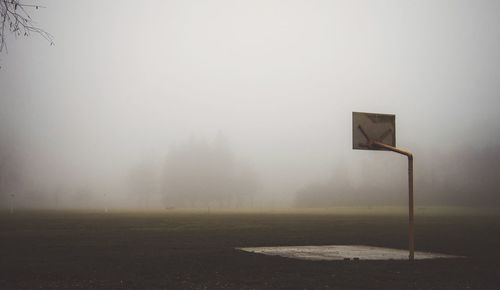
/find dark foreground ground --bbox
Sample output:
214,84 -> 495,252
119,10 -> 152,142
1,207 -> 499,289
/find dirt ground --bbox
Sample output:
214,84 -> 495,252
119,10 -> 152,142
1,208 -> 499,289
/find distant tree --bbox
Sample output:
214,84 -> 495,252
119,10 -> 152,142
0,1 -> 53,54
0,131 -> 23,208
127,163 -> 156,208
74,185 -> 92,209
0,157 -> 21,207
162,134 -> 259,208
232,161 -> 260,206
294,160 -> 401,208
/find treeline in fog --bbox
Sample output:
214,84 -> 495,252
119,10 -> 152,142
294,143 -> 500,207
161,134 -> 259,208
0,130 -> 260,209
125,134 -> 260,208
2,119 -> 500,209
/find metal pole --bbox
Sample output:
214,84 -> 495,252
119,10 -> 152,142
408,155 -> 414,261
372,141 -> 414,261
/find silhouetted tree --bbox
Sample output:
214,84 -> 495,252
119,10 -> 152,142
73,185 -> 92,209
0,1 -> 53,54
127,163 -> 156,208
0,130 -> 23,208
162,134 -> 259,208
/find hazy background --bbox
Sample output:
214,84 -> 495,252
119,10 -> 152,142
1,0 -> 500,209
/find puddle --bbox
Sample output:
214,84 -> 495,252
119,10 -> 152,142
238,245 -> 464,260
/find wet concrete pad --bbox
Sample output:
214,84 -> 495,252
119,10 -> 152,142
238,245 -> 463,260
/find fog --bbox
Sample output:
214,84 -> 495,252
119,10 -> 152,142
1,0 -> 500,209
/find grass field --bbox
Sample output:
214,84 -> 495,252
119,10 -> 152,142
1,207 -> 499,289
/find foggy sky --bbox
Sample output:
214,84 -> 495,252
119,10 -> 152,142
1,0 -> 500,207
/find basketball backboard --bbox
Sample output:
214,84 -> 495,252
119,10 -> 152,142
352,112 -> 395,150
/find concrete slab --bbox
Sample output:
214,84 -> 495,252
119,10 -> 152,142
238,245 -> 464,261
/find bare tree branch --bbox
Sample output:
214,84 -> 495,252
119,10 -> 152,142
0,0 -> 53,54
